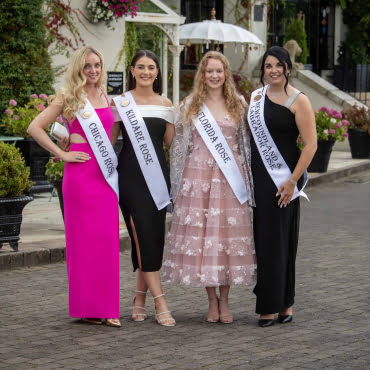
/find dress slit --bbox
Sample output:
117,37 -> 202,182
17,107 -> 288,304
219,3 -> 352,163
129,214 -> 144,271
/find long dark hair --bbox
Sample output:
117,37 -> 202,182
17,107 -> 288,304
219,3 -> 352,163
260,46 -> 292,94
128,50 -> 162,94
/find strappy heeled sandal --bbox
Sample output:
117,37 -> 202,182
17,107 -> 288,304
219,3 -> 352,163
153,293 -> 176,327
81,318 -> 103,325
206,296 -> 220,323
219,297 -> 233,324
105,318 -> 121,327
132,290 -> 148,322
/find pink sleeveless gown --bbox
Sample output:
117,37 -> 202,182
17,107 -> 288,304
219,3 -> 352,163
63,106 -> 119,318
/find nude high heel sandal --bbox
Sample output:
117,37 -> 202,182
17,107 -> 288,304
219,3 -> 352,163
81,318 -> 103,325
206,296 -> 220,323
153,293 -> 176,327
219,297 -> 233,324
132,290 -> 148,322
105,318 -> 121,327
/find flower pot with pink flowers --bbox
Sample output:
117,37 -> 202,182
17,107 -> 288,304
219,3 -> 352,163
307,107 -> 349,173
0,94 -> 63,193
341,105 -> 369,159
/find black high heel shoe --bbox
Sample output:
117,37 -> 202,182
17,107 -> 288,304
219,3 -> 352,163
258,319 -> 274,327
277,315 -> 293,324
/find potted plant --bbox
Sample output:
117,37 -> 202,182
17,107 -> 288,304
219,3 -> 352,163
307,107 -> 349,173
0,142 -> 33,252
341,105 -> 370,159
45,156 -> 65,221
86,0 -> 143,29
1,94 -> 63,193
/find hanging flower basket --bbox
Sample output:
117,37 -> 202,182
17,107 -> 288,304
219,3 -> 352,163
86,0 -> 143,29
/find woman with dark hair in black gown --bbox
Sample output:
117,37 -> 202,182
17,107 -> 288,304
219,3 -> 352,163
248,46 -> 317,327
111,50 -> 176,326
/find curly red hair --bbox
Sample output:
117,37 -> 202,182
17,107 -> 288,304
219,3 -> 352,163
184,51 -> 246,123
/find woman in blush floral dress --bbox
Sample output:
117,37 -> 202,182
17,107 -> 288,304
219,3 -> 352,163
163,51 -> 256,323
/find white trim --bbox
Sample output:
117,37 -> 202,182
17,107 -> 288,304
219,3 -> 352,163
113,93 -> 171,210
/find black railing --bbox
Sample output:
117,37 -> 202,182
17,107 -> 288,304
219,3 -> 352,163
333,65 -> 370,106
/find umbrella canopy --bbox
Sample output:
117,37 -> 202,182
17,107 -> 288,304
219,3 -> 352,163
179,19 -> 264,46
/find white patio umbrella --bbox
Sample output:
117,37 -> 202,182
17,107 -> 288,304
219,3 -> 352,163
180,19 -> 264,47
179,8 -> 263,50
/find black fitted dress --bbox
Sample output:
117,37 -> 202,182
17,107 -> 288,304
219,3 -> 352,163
251,94 -> 304,315
118,115 -> 170,272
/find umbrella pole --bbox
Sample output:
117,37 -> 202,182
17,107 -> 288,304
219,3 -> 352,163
210,8 -> 216,50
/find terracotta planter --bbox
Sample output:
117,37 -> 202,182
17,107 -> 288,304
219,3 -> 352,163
308,139 -> 336,173
348,128 -> 370,159
15,138 -> 53,193
0,196 -> 33,251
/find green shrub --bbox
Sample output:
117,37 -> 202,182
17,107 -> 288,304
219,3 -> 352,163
45,157 -> 65,183
337,0 -> 369,65
0,0 -> 54,128
284,18 -> 309,64
0,142 -> 33,197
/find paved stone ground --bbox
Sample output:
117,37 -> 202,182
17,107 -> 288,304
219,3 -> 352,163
0,171 -> 369,369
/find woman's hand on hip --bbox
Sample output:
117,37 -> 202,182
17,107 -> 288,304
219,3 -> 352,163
60,151 -> 91,163
276,181 -> 295,208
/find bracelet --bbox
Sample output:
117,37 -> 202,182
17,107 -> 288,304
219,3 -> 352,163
288,178 -> 297,185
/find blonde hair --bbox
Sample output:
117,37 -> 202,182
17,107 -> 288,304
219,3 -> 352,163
57,46 -> 106,121
184,51 -> 246,123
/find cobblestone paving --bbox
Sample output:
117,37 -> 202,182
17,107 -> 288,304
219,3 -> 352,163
0,171 -> 369,369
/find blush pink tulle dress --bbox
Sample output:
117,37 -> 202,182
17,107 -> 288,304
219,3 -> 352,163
163,118 -> 256,287
63,105 -> 120,319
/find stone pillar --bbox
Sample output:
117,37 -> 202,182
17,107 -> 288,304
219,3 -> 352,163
122,21 -> 126,90
169,44 -> 184,106
162,36 -> 168,97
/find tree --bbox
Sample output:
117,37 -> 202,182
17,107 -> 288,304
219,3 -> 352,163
337,0 -> 370,65
284,18 -> 309,65
0,0 -> 54,122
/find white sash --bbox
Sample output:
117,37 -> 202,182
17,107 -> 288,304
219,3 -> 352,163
113,92 -> 171,210
194,104 -> 248,204
247,86 -> 308,201
76,96 -> 119,199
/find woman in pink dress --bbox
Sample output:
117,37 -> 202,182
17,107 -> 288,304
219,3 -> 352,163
27,46 -> 120,327
163,51 -> 256,323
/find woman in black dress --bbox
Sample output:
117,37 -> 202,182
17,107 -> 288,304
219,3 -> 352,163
111,50 -> 175,326
248,46 -> 317,327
